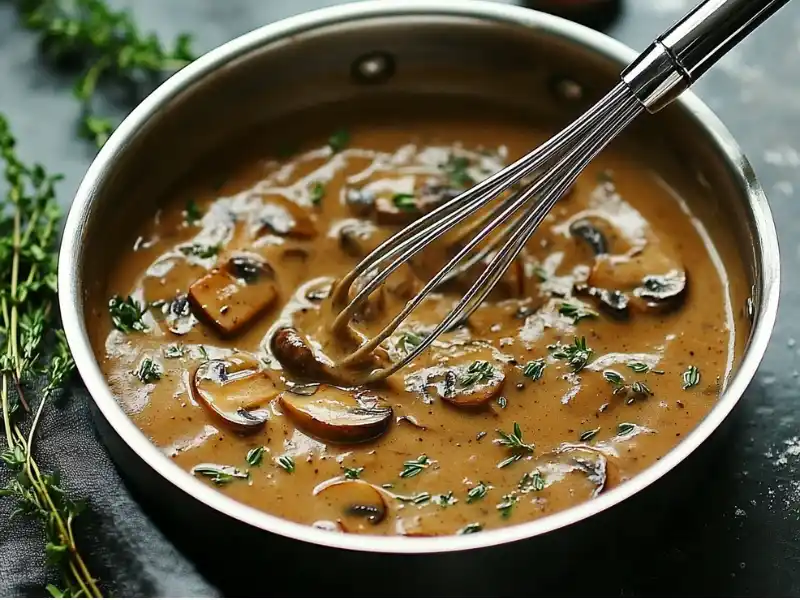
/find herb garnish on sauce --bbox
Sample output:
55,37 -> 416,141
276,455 -> 295,473
400,455 -> 431,478
108,295 -> 147,333
192,464 -> 248,485
495,422 -> 535,468
134,357 -> 161,384
246,446 -> 266,466
343,466 -> 364,480
549,336 -> 593,372
466,481 -> 488,503
523,359 -> 546,381
682,365 -> 700,389
328,129 -> 350,153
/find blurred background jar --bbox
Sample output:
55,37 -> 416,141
521,0 -> 623,30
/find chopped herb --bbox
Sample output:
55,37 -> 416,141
603,370 -> 624,386
163,343 -> 185,358
398,331 -> 424,353
308,181 -> 325,205
343,466 -> 364,480
134,357 -> 161,384
108,295 -> 147,333
198,345 -> 209,361
579,427 -> 601,442
459,360 -> 497,387
328,128 -> 350,153
435,491 -> 457,507
627,361 -> 650,373
458,523 -> 483,535
400,455 -> 430,478
185,199 -> 202,224
523,359 -> 546,381
392,193 -> 417,210
276,455 -> 295,473
495,422 -> 535,468
519,470 -> 546,492
246,446 -> 266,466
533,266 -> 548,282
497,396 -> 508,409
496,494 -> 518,518
682,365 -> 700,389
617,422 -> 636,436
467,481 -> 488,503
558,302 -> 598,323
396,492 -> 431,504
631,381 -> 652,396
444,154 -> 474,188
192,464 -> 248,485
180,243 -> 221,259
548,336 -> 593,372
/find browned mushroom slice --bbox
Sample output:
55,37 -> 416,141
313,479 -> 388,532
188,255 -> 278,336
574,284 -> 629,320
279,385 -> 392,444
191,353 -> 280,430
420,360 -> 506,408
255,194 -> 317,238
572,217 -> 688,315
632,269 -> 688,313
164,293 -> 197,335
344,188 -> 376,217
529,445 -> 615,501
270,327 -> 332,381
337,219 -> 380,258
375,195 -> 421,226
569,217 -> 610,256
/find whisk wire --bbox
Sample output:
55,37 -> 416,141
332,83 -> 644,382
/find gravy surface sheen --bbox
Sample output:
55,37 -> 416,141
93,108 -> 740,537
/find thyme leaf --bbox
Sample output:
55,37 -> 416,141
682,365 -> 700,389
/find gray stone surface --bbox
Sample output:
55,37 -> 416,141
2,0 -> 800,595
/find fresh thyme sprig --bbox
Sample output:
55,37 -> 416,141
0,115 -> 100,597
12,0 -> 196,147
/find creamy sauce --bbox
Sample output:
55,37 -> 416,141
90,106 -> 742,537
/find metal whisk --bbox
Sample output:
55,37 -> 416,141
330,0 -> 788,383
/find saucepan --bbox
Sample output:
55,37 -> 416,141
59,0 -> 779,594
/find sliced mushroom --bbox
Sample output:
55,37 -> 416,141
313,479 -> 388,531
633,269 -> 688,313
418,360 -> 506,408
270,326 -> 386,385
530,445 -> 610,501
571,216 -> 688,315
188,255 -> 278,336
375,195 -> 420,226
255,195 -> 316,238
279,385 -> 392,444
373,178 -> 459,227
337,219 -> 380,258
270,327 -> 332,381
312,520 -> 346,533
165,293 -> 197,335
569,218 -> 609,255
191,353 -> 280,430
574,284 -> 629,320
344,188 -> 376,216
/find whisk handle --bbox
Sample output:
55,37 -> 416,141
622,0 -> 791,113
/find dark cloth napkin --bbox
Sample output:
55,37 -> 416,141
0,383 -> 218,598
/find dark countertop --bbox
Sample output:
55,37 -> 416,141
2,0 -> 800,596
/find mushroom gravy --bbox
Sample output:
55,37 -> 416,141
90,104 -> 743,537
